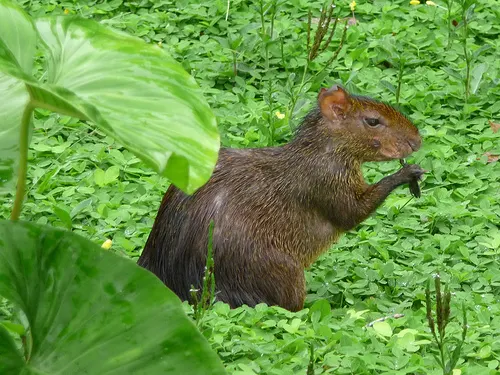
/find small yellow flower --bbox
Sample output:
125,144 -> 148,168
101,239 -> 112,250
275,111 -> 285,120
63,8 -> 70,14
426,0 -> 437,5
158,41 -> 163,47
452,370 -> 461,375
410,0 -> 420,5
349,0 -> 356,11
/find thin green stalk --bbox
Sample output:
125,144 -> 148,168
200,221 -> 215,308
11,104 -> 33,221
280,37 -> 286,72
232,51 -> 237,76
446,0 -> 454,48
259,0 -> 270,70
259,0 -> 265,37
225,0 -> 230,20
287,61 -> 310,129
396,60 -> 405,105
267,79 -> 275,145
286,6 -> 314,127
270,1 -> 276,39
306,9 -> 312,54
438,338 -> 447,375
306,343 -> 315,375
192,220 -> 217,327
462,7 -> 470,103
464,48 -> 470,103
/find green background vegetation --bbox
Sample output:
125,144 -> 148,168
1,0 -> 499,373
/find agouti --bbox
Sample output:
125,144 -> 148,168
138,85 -> 423,312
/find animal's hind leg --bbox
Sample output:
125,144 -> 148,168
214,251 -> 306,312
265,260 -> 306,312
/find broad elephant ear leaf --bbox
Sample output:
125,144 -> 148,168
0,220 -> 226,375
0,0 -> 219,195
0,0 -> 36,195
0,75 -> 31,195
34,17 -> 219,193
0,324 -> 24,374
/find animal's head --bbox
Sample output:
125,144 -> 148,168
317,85 -> 421,162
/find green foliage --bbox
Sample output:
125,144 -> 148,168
0,1 -> 226,373
191,220 -> 217,327
425,275 -> 468,375
1,0 -> 500,374
0,0 -> 219,196
0,220 -> 226,374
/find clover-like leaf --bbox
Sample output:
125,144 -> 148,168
372,321 -> 393,338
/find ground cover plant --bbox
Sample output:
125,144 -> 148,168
1,0 -> 499,374
0,0 -> 225,373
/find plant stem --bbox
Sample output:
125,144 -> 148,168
280,37 -> 286,71
267,79 -> 275,145
396,60 -> 405,105
225,0 -> 230,21
195,220 -> 216,328
259,0 -> 265,37
446,0 -> 454,48
270,1 -> 276,40
438,337 -> 447,375
11,104 -> 33,221
287,61 -> 310,129
464,48 -> 470,103
306,343 -> 315,375
462,1 -> 470,104
259,0 -> 270,71
232,51 -> 237,76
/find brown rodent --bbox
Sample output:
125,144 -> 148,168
138,85 -> 423,312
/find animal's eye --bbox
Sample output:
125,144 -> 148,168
364,117 -> 380,127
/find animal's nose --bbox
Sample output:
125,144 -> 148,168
408,137 -> 421,151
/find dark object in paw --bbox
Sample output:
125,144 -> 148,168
400,159 -> 421,198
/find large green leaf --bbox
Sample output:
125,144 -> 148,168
0,0 -> 36,194
34,16 -> 219,193
0,0 -> 36,75
0,220 -> 227,375
0,1 -> 219,195
0,74 -> 30,194
0,324 -> 24,374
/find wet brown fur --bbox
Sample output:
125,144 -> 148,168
138,86 -> 422,311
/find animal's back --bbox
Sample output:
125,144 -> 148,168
138,147 -> 334,309
140,149 -> 268,298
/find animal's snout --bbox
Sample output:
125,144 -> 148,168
408,137 -> 421,152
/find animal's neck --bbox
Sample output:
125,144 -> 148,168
288,108 -> 366,161
273,133 -> 365,207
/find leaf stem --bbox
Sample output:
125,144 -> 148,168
11,104 -> 33,221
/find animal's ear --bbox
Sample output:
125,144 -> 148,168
318,85 -> 351,121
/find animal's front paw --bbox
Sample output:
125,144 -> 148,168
398,163 -> 425,198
